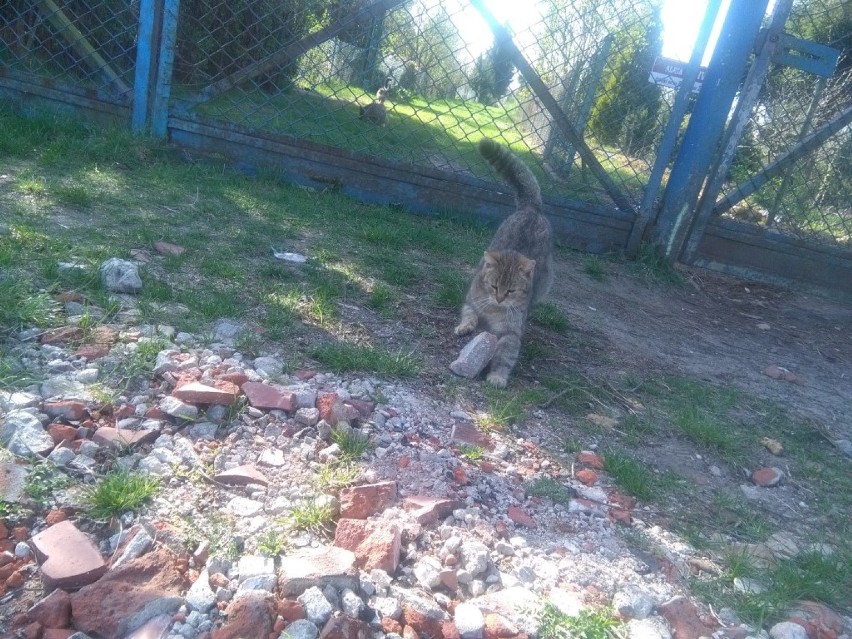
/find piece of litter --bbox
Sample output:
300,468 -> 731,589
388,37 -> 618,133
272,249 -> 307,263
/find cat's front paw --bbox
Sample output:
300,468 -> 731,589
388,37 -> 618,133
454,320 -> 476,336
486,371 -> 508,388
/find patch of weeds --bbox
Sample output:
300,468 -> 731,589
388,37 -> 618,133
25,462 -> 70,505
457,444 -> 485,462
112,338 -> 169,391
55,184 -> 94,209
84,469 -> 159,521
538,602 -> 621,639
619,414 -> 657,444
256,527 -> 287,557
0,356 -> 39,390
602,451 -> 657,502
375,254 -> 420,287
186,287 -> 246,322
234,330 -> 264,357
711,492 -> 772,543
186,512 -> 241,559
432,269 -> 467,309
311,342 -> 420,377
476,388 -> 526,431
288,498 -> 335,537
659,378 -> 745,464
583,256 -> 607,280
315,462 -> 360,491
331,428 -> 371,462
531,302 -> 571,333
368,283 -> 396,317
525,477 -> 573,505
540,373 -> 605,415
0,276 -> 60,332
630,244 -> 684,285
0,500 -> 26,520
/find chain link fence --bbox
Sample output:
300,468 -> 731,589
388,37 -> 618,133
169,0 -> 674,208
1,0 -> 850,246
0,0 -> 137,102
719,0 -> 852,245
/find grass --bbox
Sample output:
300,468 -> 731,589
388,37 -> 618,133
84,469 -> 160,521
456,444 -> 485,462
331,427 -> 371,462
531,302 -> 572,333
538,603 -> 620,639
311,342 -> 420,377
288,499 -> 335,537
601,451 -> 660,502
525,476 -> 574,505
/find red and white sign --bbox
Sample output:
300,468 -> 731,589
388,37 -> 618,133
648,56 -> 707,93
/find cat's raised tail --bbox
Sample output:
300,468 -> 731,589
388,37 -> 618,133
478,138 -> 542,211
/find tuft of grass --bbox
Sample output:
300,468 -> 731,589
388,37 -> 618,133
256,528 -> 287,557
84,469 -> 160,521
476,388 -> 526,431
630,244 -> 684,284
538,603 -> 620,639
457,444 -> 485,462
311,342 -> 420,377
288,499 -> 335,536
602,451 -> 657,502
368,283 -> 396,316
0,276 -> 60,333
526,476 -> 573,505
583,257 -> 607,280
331,427 -> 371,462
315,462 -> 360,491
432,269 -> 468,309
531,302 -> 571,333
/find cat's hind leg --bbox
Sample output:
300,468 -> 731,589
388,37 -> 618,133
454,303 -> 478,336
485,333 -> 521,388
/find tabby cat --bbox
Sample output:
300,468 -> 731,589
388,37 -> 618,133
454,138 -> 553,388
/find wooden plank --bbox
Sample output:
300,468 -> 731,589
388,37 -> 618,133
0,69 -> 130,122
166,116 -> 631,253
36,0 -> 131,98
692,219 -> 852,296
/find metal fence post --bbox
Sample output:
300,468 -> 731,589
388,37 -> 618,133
132,0 -> 161,133
151,0 -> 180,138
650,0 -> 770,260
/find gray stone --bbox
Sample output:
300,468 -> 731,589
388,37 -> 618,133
372,596 -> 401,619
159,396 -> 199,421
189,421 -> 219,440
414,556 -> 443,590
468,587 -> 543,636
612,585 -> 655,620
0,461 -> 27,502
185,569 -> 217,613
625,617 -> 672,639
453,602 -> 485,639
253,356 -> 283,377
0,410 -> 53,456
112,527 -> 155,569
298,586 -> 334,626
226,497 -> 264,517
450,332 -> 498,379
278,546 -> 359,596
47,446 -> 76,466
460,541 -> 491,576
769,622 -> 809,639
238,555 -> 276,582
40,374 -> 95,401
100,258 -> 143,294
295,408 -> 320,427
282,619 -> 320,639
340,588 -> 365,618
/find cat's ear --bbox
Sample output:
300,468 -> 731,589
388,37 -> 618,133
483,251 -> 499,268
520,257 -> 536,275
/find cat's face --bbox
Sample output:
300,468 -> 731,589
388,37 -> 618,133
481,251 -> 535,305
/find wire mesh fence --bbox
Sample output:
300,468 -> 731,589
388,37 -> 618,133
0,0 -> 138,102
1,0 -> 850,247
718,0 -> 852,245
169,0 -> 674,209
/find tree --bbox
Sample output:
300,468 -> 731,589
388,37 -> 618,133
588,6 -> 664,156
470,33 -> 515,105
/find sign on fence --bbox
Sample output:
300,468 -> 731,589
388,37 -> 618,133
648,56 -> 707,93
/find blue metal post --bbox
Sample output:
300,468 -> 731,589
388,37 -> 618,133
131,0 -> 158,133
651,0 -> 771,260
626,0 -> 723,256
151,0 -> 180,138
